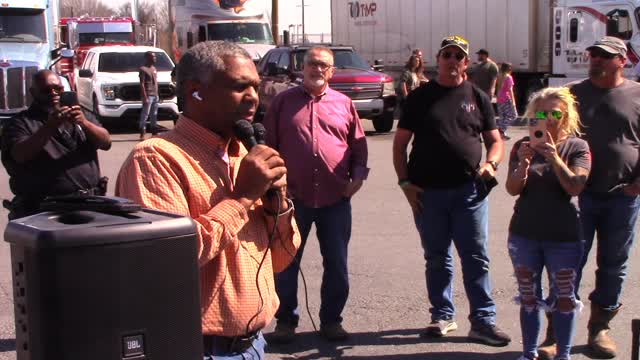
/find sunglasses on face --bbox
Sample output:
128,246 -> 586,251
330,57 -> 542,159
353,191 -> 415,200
589,50 -> 617,60
441,51 -> 466,61
535,110 -> 564,120
305,60 -> 333,72
39,85 -> 64,95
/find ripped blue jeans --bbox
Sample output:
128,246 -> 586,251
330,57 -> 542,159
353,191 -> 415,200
508,233 -> 583,360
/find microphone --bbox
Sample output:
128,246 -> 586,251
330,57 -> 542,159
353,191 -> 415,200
252,122 -> 267,145
232,119 -> 258,150
233,120 -> 279,199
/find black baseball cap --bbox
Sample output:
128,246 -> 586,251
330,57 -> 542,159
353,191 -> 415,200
476,49 -> 489,55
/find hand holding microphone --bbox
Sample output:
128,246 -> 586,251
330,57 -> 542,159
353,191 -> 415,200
232,120 -> 288,211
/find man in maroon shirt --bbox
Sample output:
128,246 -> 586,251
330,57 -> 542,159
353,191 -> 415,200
263,46 -> 369,343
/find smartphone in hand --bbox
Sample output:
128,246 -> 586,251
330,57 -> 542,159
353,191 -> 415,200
59,91 -> 79,107
528,117 -> 548,147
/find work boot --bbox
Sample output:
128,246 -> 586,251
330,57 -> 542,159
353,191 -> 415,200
139,128 -> 146,140
269,322 -> 296,344
587,303 -> 620,359
319,323 -> 350,342
537,312 -> 556,360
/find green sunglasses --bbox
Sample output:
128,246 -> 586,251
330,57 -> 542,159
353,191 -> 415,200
535,110 -> 563,120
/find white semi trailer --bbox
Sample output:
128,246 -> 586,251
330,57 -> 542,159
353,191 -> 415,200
332,0 -> 640,104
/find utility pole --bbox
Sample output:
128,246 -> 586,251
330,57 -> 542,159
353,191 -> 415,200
131,0 -> 138,23
296,0 -> 310,43
272,0 -> 279,45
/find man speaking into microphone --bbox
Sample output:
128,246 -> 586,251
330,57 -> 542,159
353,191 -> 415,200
116,41 -> 301,360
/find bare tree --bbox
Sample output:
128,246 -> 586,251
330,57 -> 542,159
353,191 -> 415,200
60,0 -> 115,18
115,1 -> 162,26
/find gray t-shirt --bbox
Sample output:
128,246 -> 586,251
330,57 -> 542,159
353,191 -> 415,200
570,79 -> 640,193
508,136 -> 591,242
469,60 -> 498,97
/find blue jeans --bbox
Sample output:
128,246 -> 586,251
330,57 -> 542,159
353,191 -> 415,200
508,234 -> 583,360
275,198 -> 351,326
577,192 -> 640,311
139,95 -> 159,133
203,332 -> 266,360
413,180 -> 496,326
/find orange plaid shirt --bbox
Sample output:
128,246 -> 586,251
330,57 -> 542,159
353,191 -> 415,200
115,115 -> 301,336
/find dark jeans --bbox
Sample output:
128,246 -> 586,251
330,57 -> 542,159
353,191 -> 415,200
413,180 -> 497,326
577,192 -> 640,311
275,198 -> 352,326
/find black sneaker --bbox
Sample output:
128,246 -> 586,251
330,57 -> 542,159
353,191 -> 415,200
424,319 -> 458,337
468,323 -> 511,346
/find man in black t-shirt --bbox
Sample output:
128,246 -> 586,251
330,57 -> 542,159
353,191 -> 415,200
392,35 -> 508,346
1,70 -> 111,219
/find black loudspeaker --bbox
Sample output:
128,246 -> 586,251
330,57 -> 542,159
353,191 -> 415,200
5,208 -> 202,360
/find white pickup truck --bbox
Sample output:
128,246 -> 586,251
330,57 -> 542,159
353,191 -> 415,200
76,46 -> 179,127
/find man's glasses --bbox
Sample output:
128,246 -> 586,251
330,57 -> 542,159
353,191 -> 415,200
535,110 -> 563,120
305,60 -> 333,72
441,51 -> 466,62
589,49 -> 617,60
40,85 -> 64,95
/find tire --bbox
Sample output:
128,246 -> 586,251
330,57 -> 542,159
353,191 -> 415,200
92,95 -> 102,123
372,111 -> 394,133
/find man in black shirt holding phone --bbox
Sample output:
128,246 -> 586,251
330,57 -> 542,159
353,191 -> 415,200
1,70 -> 111,219
392,35 -> 508,346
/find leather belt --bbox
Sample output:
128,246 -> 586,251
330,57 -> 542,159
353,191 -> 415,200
203,331 -> 260,353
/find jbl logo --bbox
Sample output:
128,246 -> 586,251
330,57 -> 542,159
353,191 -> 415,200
123,334 -> 145,357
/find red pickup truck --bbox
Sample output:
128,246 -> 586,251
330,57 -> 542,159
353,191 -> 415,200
256,44 -> 397,132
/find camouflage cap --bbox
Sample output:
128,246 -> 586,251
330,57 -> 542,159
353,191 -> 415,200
439,35 -> 469,56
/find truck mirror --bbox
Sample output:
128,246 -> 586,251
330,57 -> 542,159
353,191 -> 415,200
78,69 -> 93,78
373,59 -> 385,72
60,49 -> 75,58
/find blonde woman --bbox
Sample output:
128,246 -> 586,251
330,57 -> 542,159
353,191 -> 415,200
505,87 -> 591,360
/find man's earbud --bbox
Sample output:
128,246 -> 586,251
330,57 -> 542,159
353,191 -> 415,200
192,91 -> 203,101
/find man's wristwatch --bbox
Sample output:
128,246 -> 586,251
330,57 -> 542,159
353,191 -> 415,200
486,160 -> 499,171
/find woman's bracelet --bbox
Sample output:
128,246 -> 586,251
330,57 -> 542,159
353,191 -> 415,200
264,198 -> 295,217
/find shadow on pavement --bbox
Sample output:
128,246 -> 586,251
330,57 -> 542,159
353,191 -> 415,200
0,338 -> 16,352
267,328 -> 519,360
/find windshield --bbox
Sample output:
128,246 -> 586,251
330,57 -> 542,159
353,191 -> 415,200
0,8 -> 46,43
207,23 -> 274,44
292,49 -> 371,71
98,52 -> 173,72
79,32 -> 133,45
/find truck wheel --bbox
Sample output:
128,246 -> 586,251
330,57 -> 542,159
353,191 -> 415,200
372,112 -> 394,133
92,95 -> 102,123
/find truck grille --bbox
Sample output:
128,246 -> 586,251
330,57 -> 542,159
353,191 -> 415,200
118,84 -> 176,101
331,82 -> 382,100
0,66 -> 37,113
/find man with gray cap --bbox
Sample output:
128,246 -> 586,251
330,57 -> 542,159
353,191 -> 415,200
393,35 -> 508,346
537,35 -> 640,360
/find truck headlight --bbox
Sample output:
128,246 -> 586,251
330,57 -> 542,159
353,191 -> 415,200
382,79 -> 395,97
102,85 -> 117,100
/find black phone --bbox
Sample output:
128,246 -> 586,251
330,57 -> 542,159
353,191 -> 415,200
59,91 -> 78,107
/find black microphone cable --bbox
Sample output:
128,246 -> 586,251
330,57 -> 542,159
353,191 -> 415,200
241,121 -> 318,336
